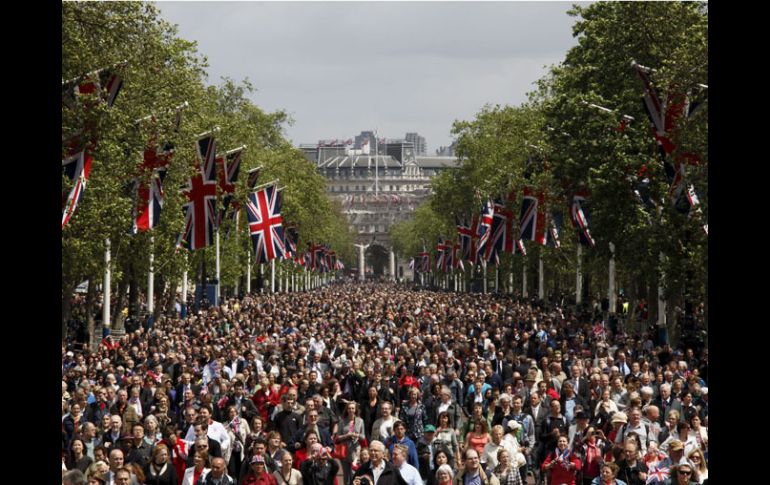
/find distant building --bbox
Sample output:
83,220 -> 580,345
405,132 -> 427,156
435,141 -> 457,157
302,135 -> 460,279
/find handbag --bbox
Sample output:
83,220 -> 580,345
332,442 -> 348,459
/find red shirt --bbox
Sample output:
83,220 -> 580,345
541,451 -> 582,485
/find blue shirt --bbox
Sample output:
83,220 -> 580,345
386,436 -> 420,469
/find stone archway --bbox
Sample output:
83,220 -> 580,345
366,243 -> 389,277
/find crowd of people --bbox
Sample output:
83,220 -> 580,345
62,282 -> 708,485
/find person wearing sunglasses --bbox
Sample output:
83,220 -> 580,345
670,460 -> 699,485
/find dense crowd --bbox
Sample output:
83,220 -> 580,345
62,282 -> 708,485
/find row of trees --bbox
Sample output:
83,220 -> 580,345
62,3 -> 354,338
390,3 -> 708,335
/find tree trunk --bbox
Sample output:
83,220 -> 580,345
85,276 -> 97,347
113,258 -> 130,327
62,279 -> 77,341
128,262 -> 140,318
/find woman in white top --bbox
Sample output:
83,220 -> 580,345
181,449 -> 210,485
273,450 -> 303,485
594,389 -> 619,416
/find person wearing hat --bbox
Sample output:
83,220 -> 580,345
416,424 -> 436,474
607,412 -> 628,443
241,453 -> 278,485
567,410 -> 591,448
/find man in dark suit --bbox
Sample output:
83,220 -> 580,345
226,380 -> 258,422
568,365 -> 590,402
174,372 -> 200,409
491,351 -> 514,385
652,383 -> 682,425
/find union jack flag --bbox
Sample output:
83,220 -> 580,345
645,465 -> 670,484
408,258 -> 415,270
246,185 -> 287,264
246,167 -> 261,190
61,68 -> 123,229
62,149 -> 93,230
546,210 -> 562,249
475,199 -> 495,264
62,67 -> 123,111
452,238 -> 464,271
216,147 -> 243,228
519,188 -> 546,245
436,238 -> 450,272
570,193 -> 596,247
284,226 -> 298,259
484,198 -> 515,265
307,242 -> 326,271
177,135 -> 218,251
593,321 -> 605,337
417,239 -> 431,273
133,125 -> 174,233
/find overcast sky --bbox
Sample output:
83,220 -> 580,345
158,1 -> 584,154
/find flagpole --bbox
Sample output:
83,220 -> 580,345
576,245 -> 583,305
103,238 -> 111,332
259,264 -> 264,294
657,252 -> 666,333
271,258 -> 275,293
216,230 -> 221,302
389,249 -> 395,282
375,129 -> 379,196
608,241 -> 616,316
148,235 -> 155,315
539,254 -> 545,300
483,260 -> 487,294
495,266 -> 499,293
246,249 -> 251,294
181,252 -> 188,318
523,262 -> 528,298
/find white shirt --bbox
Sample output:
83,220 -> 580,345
397,461 -> 423,485
184,420 -> 231,454
372,460 -> 387,485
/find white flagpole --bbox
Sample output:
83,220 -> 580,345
246,250 -> 251,294
576,245 -> 583,304
609,242 -> 616,315
181,252 -> 188,315
483,260 -> 487,294
147,235 -> 154,315
539,254 -> 545,300
271,258 -> 275,293
215,231 -> 221,301
523,262 -> 528,298
103,238 -> 111,330
259,264 -> 264,294
658,252 -> 666,328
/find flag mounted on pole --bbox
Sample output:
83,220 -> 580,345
61,66 -> 123,229
436,238 -> 449,272
545,210 -> 562,249
519,188 -> 546,245
177,133 -> 218,251
246,184 -> 287,264
475,199 -> 495,264
452,238 -> 464,272
571,193 -> 596,247
216,146 -> 244,228
132,104 -> 186,234
62,150 -> 93,229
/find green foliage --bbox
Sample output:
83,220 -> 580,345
62,2 -> 352,313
